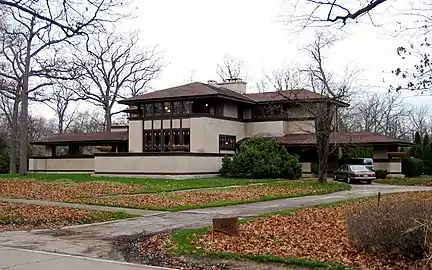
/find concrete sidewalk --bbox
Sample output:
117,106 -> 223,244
0,246 -> 174,270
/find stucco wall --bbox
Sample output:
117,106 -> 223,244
284,120 -> 315,134
129,120 -> 143,152
223,102 -> 238,118
301,162 -> 312,173
190,117 -> 245,153
29,158 -> 94,172
245,121 -> 284,137
94,154 -> 223,174
143,119 -> 190,130
389,162 -> 402,173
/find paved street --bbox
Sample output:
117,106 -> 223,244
0,246 -> 174,270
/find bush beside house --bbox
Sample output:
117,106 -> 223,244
220,136 -> 302,179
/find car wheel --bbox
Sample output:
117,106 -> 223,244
346,176 -> 352,184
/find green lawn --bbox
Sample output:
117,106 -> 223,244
0,173 -> 284,193
375,176 -> 432,186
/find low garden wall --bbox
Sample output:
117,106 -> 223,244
93,152 -> 227,178
28,156 -> 95,173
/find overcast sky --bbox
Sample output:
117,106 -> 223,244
126,1 -> 417,94
34,0 -> 432,117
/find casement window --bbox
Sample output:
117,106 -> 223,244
219,135 -> 236,151
143,129 -> 190,152
182,101 -> 192,115
154,103 -> 163,116
144,103 -> 153,116
172,101 -> 182,115
137,101 -> 195,118
163,102 -> 171,115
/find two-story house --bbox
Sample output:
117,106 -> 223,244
29,79 -> 411,178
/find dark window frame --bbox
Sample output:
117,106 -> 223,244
143,128 -> 191,152
219,134 -> 236,151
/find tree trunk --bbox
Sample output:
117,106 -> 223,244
105,105 -> 111,132
9,95 -> 19,174
316,106 -> 330,183
317,147 -> 329,183
19,40 -> 32,176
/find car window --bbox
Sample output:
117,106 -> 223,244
363,158 -> 373,165
349,165 -> 369,172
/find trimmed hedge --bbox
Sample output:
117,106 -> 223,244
374,170 -> 388,179
220,136 -> 301,179
402,158 -> 423,177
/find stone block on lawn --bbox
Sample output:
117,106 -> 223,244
212,216 -> 239,236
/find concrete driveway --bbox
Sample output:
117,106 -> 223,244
0,246 -> 174,270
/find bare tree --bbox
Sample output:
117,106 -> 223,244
344,92 -> 411,140
0,0 -> 126,175
216,54 -> 244,82
265,64 -> 307,91
67,109 -> 106,133
285,0 -> 389,29
408,104 -> 431,136
74,30 -> 162,131
278,31 -> 358,183
44,84 -> 82,135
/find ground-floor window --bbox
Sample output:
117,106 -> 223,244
143,128 -> 190,152
219,134 -> 236,151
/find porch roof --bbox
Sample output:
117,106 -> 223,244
277,132 -> 412,146
239,132 -> 412,147
30,132 -> 128,145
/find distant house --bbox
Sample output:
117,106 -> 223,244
30,79 -> 411,178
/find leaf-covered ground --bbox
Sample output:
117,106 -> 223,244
0,202 -> 135,231
0,174 -> 282,192
0,179 -> 142,201
79,181 -> 349,211
168,192 -> 432,270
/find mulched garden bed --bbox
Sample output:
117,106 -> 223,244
157,191 -> 432,270
80,181 -> 349,211
0,202 -> 135,231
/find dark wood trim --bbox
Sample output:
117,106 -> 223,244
111,125 -> 128,129
160,119 -> 164,152
120,94 -> 255,105
180,118 -> 183,145
373,159 -> 402,163
151,120 -> 154,151
94,171 -> 219,176
94,152 -> 233,157
244,117 -> 316,122
29,155 -> 94,159
29,169 -> 94,173
170,118 -> 173,150
279,142 -> 413,147
129,114 -> 315,123
31,140 -> 128,146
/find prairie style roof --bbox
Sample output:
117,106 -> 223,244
119,82 -> 342,105
275,132 -> 412,146
31,132 -> 128,145
246,90 -> 325,102
120,82 -> 256,104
